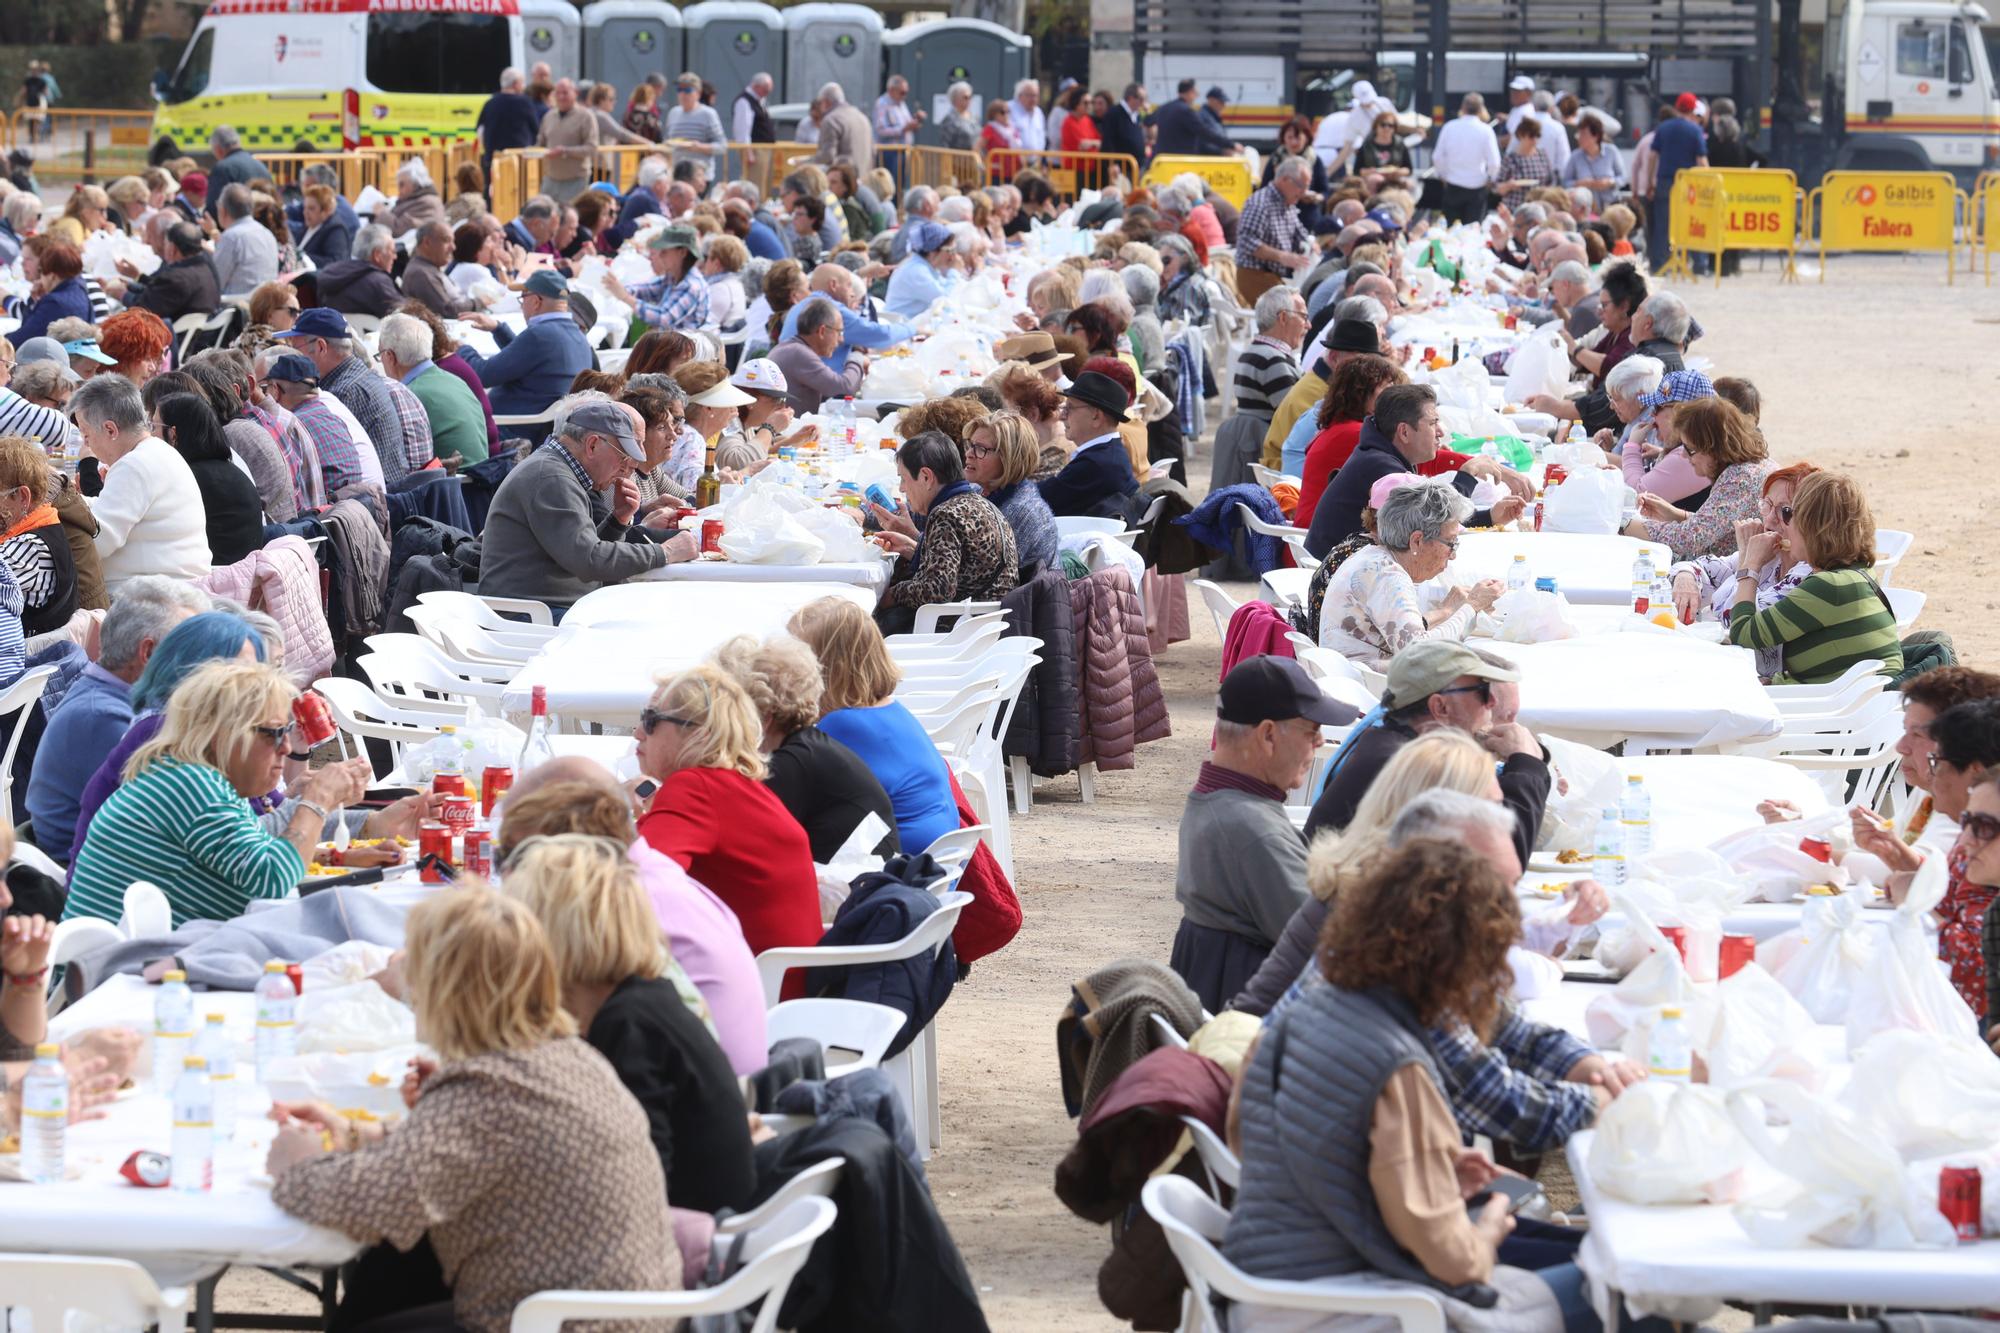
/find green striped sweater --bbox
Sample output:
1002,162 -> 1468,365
1727,565 -> 1903,685
63,758 -> 305,929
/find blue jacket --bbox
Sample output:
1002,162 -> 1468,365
778,293 -> 913,371
808,855 -> 957,1058
1177,483 -> 1287,575
745,217 -> 787,262
1148,98 -> 1235,157
25,663 -> 132,867
606,190 -> 661,246
287,194 -> 360,245
459,313 -> 594,417
300,216 -> 353,270
1037,437 -> 1137,521
11,278 -> 92,345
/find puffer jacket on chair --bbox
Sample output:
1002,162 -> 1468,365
1069,567 -> 1170,773
1000,568 -> 1080,779
196,535 -> 335,686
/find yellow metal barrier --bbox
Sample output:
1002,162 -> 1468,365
719,141 -> 818,200
1143,154 -> 1256,210
875,144 -> 984,192
256,152 -> 376,200
985,148 -> 1139,201
1665,167 -> 1801,285
7,107 -> 157,181
1807,170 -> 1964,284
489,150 -> 543,222
1976,174 -> 2000,287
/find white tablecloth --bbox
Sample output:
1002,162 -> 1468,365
502,582 -> 875,725
635,556 -> 893,594
1449,532 -> 1670,606
14,977 -> 359,1280
1495,635 -> 1782,751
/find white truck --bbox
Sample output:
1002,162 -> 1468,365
1824,0 -> 2000,182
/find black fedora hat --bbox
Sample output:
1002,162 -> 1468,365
1060,370 -> 1131,419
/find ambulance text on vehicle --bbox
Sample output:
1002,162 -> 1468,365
151,0 -> 522,160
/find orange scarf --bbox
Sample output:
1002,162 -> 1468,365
0,504 -> 57,544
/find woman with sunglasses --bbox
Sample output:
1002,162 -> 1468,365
64,660 -> 372,929
1318,479 -> 1503,670
1667,462 -> 1818,674
633,664 -> 820,963
1960,774 -> 2000,1050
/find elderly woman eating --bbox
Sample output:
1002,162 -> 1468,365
870,429 -> 1019,635
64,661 -> 369,928
1318,480 -> 1505,669
267,888 -> 679,1333
885,220 -> 959,318
1623,397 -> 1772,561
1724,470 -> 1902,684
1670,461 -> 1819,672
634,664 -> 820,959
1619,369 -> 1717,507
1592,354 -> 1663,463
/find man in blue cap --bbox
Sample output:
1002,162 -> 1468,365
480,395 -> 695,607
273,307 -> 421,486
456,270 -> 595,420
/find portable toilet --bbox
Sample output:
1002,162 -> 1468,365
516,0 -> 583,83
883,18 -> 1031,148
582,1 -> 683,95
782,3 -> 883,109
683,1 -> 786,109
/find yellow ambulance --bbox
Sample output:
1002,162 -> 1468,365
150,0 -> 523,159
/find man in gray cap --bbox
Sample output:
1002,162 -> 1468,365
457,269 -> 595,418
604,223 -> 710,334
478,393 -> 696,607
1304,640 -> 1549,857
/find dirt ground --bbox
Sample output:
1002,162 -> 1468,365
219,255 -> 1998,1329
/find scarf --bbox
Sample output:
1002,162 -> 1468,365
1,504 -> 58,543
912,479 -> 980,567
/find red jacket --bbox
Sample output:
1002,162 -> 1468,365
944,770 -> 1021,965
639,767 -> 822,962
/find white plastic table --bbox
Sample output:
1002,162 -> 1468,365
502,582 -> 876,726
1490,635 -> 1782,751
1449,532 -> 1670,606
634,555 -> 893,594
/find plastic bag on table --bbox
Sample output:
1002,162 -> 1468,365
263,1045 -> 424,1123
1540,466 -> 1624,535
1588,1080 -> 1753,1205
401,699 -> 522,791
1844,854 -> 1976,1052
1708,806 -> 1848,903
1585,891 -> 1709,1046
296,980 -> 417,1053
301,940 -> 398,992
1536,735 -> 1624,855
1502,323 -> 1570,404
717,492 -> 826,566
1701,963 -> 1825,1090
1491,586 -> 1578,645
82,229 -> 158,281
1843,1029 -> 2000,1160
1428,357 -> 1493,413
815,811 -> 894,920
793,503 -> 873,563
1726,1079 -> 1955,1250
1760,891 -> 1877,1022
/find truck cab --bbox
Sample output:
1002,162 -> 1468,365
1829,0 -> 2000,181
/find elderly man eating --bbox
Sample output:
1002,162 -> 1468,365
1171,655 -> 1357,1011
478,396 -> 695,608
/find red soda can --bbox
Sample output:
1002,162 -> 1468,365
432,771 -> 467,798
1532,497 -> 1544,532
480,765 -> 514,818
1940,1164 -> 1982,1242
463,827 -> 493,879
1798,836 -> 1832,863
1659,926 -> 1688,962
1719,934 -> 1756,979
286,963 -> 304,995
291,692 -> 337,748
419,822 -> 453,881
701,518 -> 724,554
119,1150 -> 172,1188
1544,463 -> 1567,488
440,795 -> 475,834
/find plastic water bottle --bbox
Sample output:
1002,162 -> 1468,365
22,1043 -> 67,1183
1567,420 -> 1588,445
1630,550 -> 1654,615
197,1013 -> 237,1144
1506,554 -> 1530,593
1593,807 -> 1627,888
254,960 -> 298,1078
1620,774 -> 1653,857
170,1057 -> 214,1193
1648,1006 -> 1691,1084
153,969 -> 195,1089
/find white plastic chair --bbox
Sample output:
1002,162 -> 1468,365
313,675 -> 456,777
1142,1176 -> 1447,1333
1250,464 -> 1300,492
1192,579 -> 1240,644
0,666 -> 54,814
359,641 -> 508,715
1885,586 -> 1925,632
364,632 -> 517,683
510,1197 -> 835,1333
120,881 -> 172,940
919,824 -> 989,874
1180,1115 -> 1241,1196
405,605 -> 540,666
911,599 -> 1003,634
1150,1010 -> 1190,1051
1769,669 -> 1886,719
762,998 -> 905,1074
1765,658 -> 1886,702
0,1254 -> 190,1333
1872,529 -> 1913,584
713,1157 -> 844,1237
48,918 -> 123,1016
1234,502 -> 1308,547
755,891 -> 971,1157
415,589 -> 560,634
1732,691 -> 1907,806
883,610 -> 1009,650
885,619 -> 1008,664
1055,515 -> 1126,541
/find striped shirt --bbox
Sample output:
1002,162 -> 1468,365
0,386 -> 78,456
1232,337 -> 1301,423
64,756 -> 305,929
320,356 -> 413,487
291,394 -> 368,495
383,376 -> 436,475
1727,566 -> 1903,685
247,402 -> 329,511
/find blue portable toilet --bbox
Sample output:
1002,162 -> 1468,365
517,0 -> 583,83
781,3 -> 883,109
684,0 -> 786,114
582,1 -> 683,96
883,18 -> 1032,148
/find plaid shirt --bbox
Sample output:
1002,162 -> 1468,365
246,402 -> 327,512
290,395 -> 367,495
1502,149 -> 1555,188
319,356 -> 412,487
383,375 -> 435,474
539,439 -> 594,493
1235,183 -> 1310,274
630,271 -> 711,333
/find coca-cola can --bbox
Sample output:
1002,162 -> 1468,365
481,765 -> 514,818
432,771 -> 467,798
1940,1164 -> 1982,1242
1719,934 -> 1756,979
419,822 -> 453,882
440,795 -> 475,833
463,827 -> 493,879
1798,836 -> 1832,863
1544,464 -> 1568,488
291,691 -> 337,748
701,518 -> 724,554
286,963 -> 304,995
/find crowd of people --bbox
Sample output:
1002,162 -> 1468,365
0,52 -> 1980,1333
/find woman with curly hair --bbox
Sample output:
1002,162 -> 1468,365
97,309 -> 174,385
1225,835 -> 1590,1333
988,363 -> 1071,478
